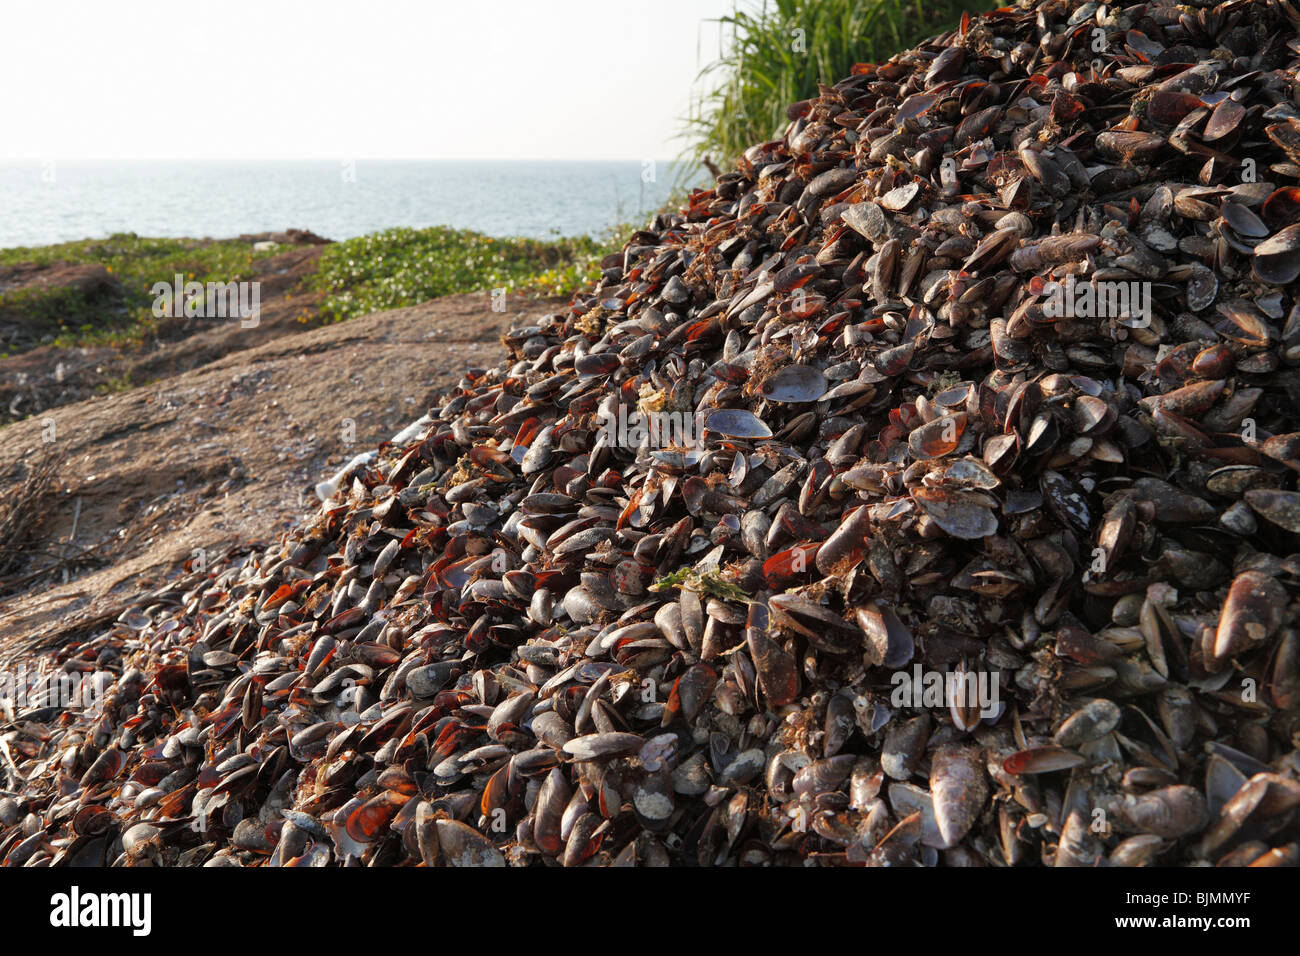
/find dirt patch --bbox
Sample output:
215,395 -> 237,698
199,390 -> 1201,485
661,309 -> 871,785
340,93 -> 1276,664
0,290 -> 565,656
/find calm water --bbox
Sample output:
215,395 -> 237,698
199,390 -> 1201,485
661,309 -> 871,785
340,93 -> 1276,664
0,160 -> 689,249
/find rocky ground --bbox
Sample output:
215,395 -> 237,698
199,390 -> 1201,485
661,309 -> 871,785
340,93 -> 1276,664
0,257 -> 562,657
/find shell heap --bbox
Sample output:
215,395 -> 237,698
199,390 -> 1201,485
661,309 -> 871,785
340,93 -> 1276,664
5,0 -> 1300,868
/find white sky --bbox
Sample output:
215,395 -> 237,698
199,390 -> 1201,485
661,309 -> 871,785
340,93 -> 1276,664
1,0 -> 745,161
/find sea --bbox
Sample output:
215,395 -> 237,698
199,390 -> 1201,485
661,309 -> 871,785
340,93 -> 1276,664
0,160 -> 692,250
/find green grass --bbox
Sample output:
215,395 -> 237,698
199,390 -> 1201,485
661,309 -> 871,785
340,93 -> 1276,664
680,0 -> 986,181
309,224 -> 638,323
0,233 -> 282,348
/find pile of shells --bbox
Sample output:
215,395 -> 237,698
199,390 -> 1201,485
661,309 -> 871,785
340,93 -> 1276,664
5,0 -> 1300,867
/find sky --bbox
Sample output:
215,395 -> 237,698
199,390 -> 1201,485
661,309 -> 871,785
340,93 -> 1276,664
1,0 -> 745,161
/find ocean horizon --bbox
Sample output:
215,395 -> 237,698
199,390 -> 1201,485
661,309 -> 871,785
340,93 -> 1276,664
0,159 -> 692,250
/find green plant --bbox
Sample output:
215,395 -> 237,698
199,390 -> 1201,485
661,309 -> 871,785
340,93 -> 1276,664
95,371 -> 141,395
0,286 -> 91,325
680,0 -> 985,182
311,224 -> 639,323
652,566 -> 751,602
